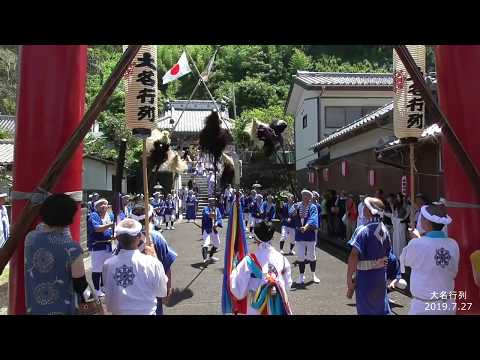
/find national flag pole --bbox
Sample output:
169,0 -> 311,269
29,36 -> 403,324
169,47 -> 220,133
184,48 -> 232,133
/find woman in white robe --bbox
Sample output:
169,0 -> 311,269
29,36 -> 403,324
230,222 -> 293,315
384,193 -> 410,258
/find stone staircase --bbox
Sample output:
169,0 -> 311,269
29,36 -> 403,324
181,173 -> 210,218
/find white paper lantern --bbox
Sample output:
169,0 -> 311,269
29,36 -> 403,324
341,160 -> 348,177
369,170 -> 375,187
323,168 -> 329,182
123,45 -> 158,134
393,45 -> 426,139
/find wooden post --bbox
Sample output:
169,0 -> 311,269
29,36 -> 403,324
409,143 -> 415,226
142,138 -> 151,245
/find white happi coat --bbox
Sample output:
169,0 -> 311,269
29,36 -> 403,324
230,242 -> 292,315
102,249 -> 168,315
400,234 -> 459,315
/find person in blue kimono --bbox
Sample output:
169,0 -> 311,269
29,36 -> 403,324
248,194 -> 264,239
245,189 -> 256,236
87,198 -> 114,297
87,192 -> 99,215
279,194 -> 296,255
152,193 -> 165,230
201,198 -> 223,264
185,190 -> 198,222
124,204 -> 178,315
312,191 -> 322,245
347,197 -> 392,315
115,194 -> 131,225
290,190 -> 319,285
262,195 -> 276,222
223,184 -> 234,217
241,190 -> 252,229
164,194 -> 176,230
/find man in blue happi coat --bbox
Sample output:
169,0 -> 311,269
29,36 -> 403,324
290,189 -> 320,285
248,194 -> 264,239
201,197 -> 223,264
347,197 -> 392,315
261,195 -> 276,222
279,194 -> 296,255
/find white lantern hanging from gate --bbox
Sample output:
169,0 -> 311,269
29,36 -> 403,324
401,175 -> 408,195
123,45 -> 158,136
341,160 -> 348,177
369,169 -> 376,187
323,168 -> 329,182
393,45 -> 426,139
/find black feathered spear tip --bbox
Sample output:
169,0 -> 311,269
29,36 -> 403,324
255,119 -> 288,157
150,141 -> 170,169
199,110 -> 230,160
270,119 -> 287,136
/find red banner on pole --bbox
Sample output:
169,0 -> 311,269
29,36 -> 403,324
9,46 -> 87,314
436,45 -> 480,313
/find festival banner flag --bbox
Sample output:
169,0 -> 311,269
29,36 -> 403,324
221,197 -> 248,314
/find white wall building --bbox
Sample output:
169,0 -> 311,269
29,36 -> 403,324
285,71 -> 393,189
82,155 -> 127,195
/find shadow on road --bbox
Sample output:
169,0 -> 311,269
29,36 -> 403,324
166,287 -> 194,307
290,280 -> 317,291
317,239 -> 349,264
191,262 -> 207,270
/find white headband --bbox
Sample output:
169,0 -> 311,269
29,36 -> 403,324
256,194 -> 263,200
301,190 -> 313,198
312,191 -> 319,197
94,199 -> 108,208
116,220 -> 142,237
364,197 -> 382,216
420,205 -> 452,225
129,205 -> 154,221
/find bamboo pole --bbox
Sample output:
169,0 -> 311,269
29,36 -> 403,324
142,138 -> 151,245
0,45 -> 142,275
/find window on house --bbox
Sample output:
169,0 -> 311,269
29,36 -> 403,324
346,107 -> 362,125
302,114 -> 308,129
325,107 -> 345,128
325,106 -> 382,129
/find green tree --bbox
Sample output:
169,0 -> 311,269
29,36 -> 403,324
0,46 -> 18,115
288,48 -> 313,75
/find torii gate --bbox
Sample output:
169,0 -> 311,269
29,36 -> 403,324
1,45 -> 479,314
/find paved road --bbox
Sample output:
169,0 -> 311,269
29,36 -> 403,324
140,219 -> 411,315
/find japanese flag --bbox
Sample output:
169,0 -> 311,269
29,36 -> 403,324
162,51 -> 192,84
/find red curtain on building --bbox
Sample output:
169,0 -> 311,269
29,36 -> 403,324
436,45 -> 480,313
9,46 -> 87,314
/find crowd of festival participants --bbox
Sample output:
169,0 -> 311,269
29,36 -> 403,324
20,155 -> 459,315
